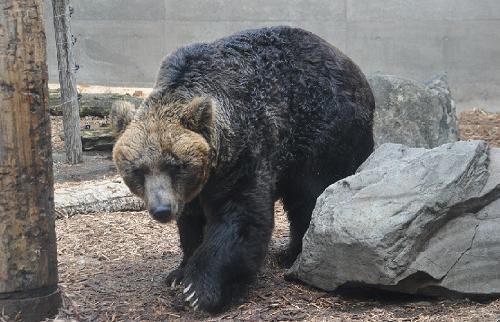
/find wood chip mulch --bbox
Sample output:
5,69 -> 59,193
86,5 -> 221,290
459,109 -> 500,147
48,205 -> 500,322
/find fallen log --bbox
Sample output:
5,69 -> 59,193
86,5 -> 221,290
49,88 -> 143,117
54,178 -> 144,218
59,126 -> 115,151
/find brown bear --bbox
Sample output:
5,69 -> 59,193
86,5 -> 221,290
113,26 -> 375,313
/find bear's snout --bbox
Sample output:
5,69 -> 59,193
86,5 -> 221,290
150,204 -> 172,223
144,174 -> 180,222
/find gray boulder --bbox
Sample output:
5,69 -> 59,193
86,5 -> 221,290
369,74 -> 459,148
287,140 -> 500,298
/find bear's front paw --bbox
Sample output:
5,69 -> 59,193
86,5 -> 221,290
165,266 -> 184,289
181,271 -> 224,313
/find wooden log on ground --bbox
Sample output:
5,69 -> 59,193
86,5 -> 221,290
0,1 -> 61,320
54,179 -> 145,218
49,89 -> 143,117
80,127 -> 115,150
59,126 -> 116,150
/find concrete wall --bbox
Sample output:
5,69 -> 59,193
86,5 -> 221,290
43,0 -> 500,111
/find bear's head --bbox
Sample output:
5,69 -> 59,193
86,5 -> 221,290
113,96 -> 214,223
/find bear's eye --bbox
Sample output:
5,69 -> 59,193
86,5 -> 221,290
124,167 -> 146,195
132,168 -> 147,178
160,161 -> 185,176
160,156 -> 187,175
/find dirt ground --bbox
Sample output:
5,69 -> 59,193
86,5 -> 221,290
45,110 -> 500,321
459,110 -> 500,147
51,116 -> 116,186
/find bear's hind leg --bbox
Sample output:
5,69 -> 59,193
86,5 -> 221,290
180,186 -> 274,312
279,168 -> 342,268
279,183 -> 319,268
166,199 -> 205,287
279,143 -> 371,267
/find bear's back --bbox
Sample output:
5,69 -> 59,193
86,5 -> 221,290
153,26 -> 374,175
155,26 -> 358,102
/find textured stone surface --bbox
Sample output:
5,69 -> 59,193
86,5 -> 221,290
287,140 -> 500,298
54,179 -> 144,217
369,74 -> 459,148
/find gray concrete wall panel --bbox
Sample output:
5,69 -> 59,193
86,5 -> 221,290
42,0 -> 500,111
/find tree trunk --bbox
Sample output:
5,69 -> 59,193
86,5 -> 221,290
0,1 -> 61,321
52,0 -> 82,164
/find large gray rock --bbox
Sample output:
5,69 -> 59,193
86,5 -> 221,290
369,74 -> 459,148
287,140 -> 500,298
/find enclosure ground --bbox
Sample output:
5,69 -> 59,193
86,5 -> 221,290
51,208 -> 500,322
45,110 -> 500,321
459,110 -> 500,147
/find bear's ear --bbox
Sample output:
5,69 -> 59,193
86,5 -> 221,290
181,96 -> 214,140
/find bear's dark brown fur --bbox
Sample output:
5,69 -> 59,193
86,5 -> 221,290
113,26 -> 375,313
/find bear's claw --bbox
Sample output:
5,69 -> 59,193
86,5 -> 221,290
165,266 -> 184,289
170,278 -> 183,289
183,283 -> 200,308
183,283 -> 193,294
188,295 -> 199,309
180,274 -> 223,313
183,287 -> 199,309
186,291 -> 196,301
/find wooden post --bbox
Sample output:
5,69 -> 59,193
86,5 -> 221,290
52,0 -> 82,164
0,0 -> 61,321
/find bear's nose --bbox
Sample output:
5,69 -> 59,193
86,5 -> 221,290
150,204 -> 172,222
